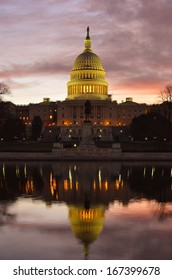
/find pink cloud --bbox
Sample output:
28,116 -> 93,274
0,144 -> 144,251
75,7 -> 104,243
0,62 -> 69,79
0,0 -> 172,104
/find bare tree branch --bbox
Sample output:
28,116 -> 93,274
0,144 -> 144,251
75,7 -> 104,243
0,83 -> 11,96
159,85 -> 172,121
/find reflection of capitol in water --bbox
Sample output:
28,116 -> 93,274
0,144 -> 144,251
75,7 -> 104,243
0,162 -> 140,204
0,162 -> 172,257
1,162 -> 171,203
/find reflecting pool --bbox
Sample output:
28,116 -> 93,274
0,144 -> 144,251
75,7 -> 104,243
0,161 -> 172,260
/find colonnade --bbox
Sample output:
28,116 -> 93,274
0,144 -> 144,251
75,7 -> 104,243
68,84 -> 108,96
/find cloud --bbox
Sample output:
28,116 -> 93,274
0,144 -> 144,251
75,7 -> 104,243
0,0 -> 172,104
1,78 -> 40,90
0,62 -> 69,78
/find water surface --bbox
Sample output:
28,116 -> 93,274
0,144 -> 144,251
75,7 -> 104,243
0,161 -> 172,259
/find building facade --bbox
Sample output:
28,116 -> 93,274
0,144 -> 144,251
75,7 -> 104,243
16,98 -> 57,126
55,28 -> 148,141
2,28 -> 149,142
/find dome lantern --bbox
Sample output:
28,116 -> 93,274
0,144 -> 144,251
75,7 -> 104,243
84,26 -> 92,50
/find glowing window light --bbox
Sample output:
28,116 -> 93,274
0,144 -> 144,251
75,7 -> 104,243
93,180 -> 96,190
115,179 -> 120,190
80,209 -> 94,220
64,180 -> 68,190
105,180 -> 108,190
24,163 -> 27,178
69,167 -> 72,189
98,169 -> 102,189
151,167 -> 155,178
143,167 -> 146,177
76,181 -> 79,191
50,184 -> 54,196
25,178 -> 34,194
2,163 -> 5,178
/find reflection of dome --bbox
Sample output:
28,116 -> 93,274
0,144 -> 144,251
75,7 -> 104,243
69,204 -> 106,258
67,27 -> 109,100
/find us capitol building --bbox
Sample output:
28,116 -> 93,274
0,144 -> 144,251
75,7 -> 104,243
4,27 -> 148,141
56,27 -> 147,129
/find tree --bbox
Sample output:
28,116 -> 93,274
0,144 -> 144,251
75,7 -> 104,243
31,116 -> 42,140
160,85 -> 172,121
2,118 -> 26,141
0,83 -> 12,135
0,82 -> 11,101
130,112 -> 172,141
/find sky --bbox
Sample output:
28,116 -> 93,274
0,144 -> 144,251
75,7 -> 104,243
0,0 -> 172,105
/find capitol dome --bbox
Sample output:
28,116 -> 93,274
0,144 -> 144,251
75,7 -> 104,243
67,27 -> 109,100
73,51 -> 104,71
68,204 -> 106,258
